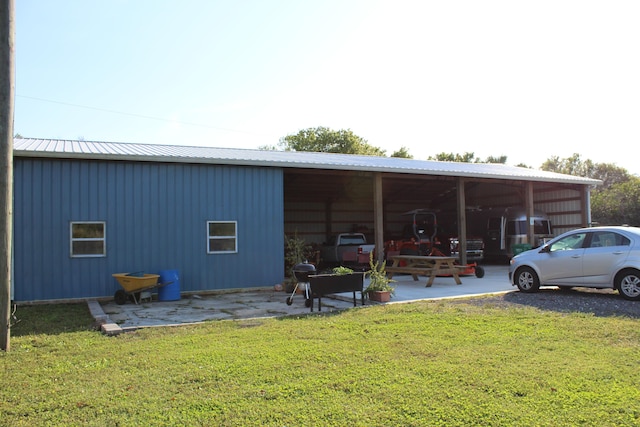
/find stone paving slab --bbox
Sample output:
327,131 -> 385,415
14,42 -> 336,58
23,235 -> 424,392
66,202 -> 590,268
97,265 -> 513,331
99,289 -> 366,330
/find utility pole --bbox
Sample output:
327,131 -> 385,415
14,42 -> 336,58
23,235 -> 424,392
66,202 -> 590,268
0,0 -> 15,352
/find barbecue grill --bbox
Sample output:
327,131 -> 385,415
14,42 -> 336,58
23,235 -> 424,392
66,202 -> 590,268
286,261 -> 316,307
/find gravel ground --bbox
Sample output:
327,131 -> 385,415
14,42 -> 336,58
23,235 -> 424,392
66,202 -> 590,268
453,287 -> 640,318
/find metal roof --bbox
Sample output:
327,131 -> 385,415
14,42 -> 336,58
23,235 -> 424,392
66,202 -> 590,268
13,137 -> 601,185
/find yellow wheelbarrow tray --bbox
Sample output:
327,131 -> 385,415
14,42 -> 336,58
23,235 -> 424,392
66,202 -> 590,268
112,273 -> 163,305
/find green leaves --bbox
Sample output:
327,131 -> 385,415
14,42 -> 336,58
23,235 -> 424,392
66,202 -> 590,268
279,126 -> 387,156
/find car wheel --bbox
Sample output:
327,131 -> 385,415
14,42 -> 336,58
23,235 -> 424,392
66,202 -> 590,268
515,267 -> 540,293
616,269 -> 640,301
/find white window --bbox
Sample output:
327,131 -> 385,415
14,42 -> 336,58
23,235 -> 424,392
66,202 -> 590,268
207,221 -> 237,254
70,221 -> 106,257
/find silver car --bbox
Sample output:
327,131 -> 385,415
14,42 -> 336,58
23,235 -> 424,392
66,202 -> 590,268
509,226 -> 640,300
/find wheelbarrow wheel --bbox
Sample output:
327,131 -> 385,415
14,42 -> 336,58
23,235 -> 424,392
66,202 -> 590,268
475,266 -> 485,278
114,289 -> 128,305
286,296 -> 293,305
304,298 -> 312,308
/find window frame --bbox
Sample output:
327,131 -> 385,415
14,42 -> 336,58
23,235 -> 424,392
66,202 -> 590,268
70,221 -> 106,258
207,220 -> 238,254
589,231 -> 630,248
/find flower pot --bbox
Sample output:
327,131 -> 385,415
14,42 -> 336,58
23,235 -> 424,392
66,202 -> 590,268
369,290 -> 391,302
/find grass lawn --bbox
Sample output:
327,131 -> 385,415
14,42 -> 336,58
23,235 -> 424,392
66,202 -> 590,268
1,299 -> 639,426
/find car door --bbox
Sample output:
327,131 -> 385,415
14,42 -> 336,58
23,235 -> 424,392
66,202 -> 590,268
537,231 -> 588,284
581,231 -> 631,286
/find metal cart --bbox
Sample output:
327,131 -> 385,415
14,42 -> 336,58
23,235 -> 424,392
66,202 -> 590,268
112,273 -> 162,305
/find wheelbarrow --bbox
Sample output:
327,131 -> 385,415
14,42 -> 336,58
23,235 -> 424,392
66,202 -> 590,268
112,272 -> 163,305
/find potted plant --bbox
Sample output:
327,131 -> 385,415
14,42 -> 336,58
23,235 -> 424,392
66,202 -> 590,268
363,252 -> 395,302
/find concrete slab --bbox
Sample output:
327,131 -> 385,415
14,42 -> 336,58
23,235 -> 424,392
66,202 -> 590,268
387,264 -> 513,302
96,265 -> 512,330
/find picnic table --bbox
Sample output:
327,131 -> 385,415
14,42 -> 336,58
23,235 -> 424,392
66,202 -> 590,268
386,255 -> 464,287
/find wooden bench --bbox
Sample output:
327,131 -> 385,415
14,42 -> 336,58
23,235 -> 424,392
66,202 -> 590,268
308,273 -> 365,312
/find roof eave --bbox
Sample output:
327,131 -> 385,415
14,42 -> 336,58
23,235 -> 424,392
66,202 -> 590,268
14,148 -> 601,185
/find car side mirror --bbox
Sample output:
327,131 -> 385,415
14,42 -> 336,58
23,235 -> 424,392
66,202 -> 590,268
539,245 -> 550,253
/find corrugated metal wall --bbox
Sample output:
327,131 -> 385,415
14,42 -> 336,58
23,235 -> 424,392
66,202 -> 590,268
13,158 -> 284,301
534,187 -> 585,234
284,200 -> 375,244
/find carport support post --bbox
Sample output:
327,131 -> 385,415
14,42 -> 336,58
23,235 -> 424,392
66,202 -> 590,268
582,185 -> 591,227
373,172 -> 384,263
0,0 -> 15,352
457,178 -> 467,266
525,181 -> 535,246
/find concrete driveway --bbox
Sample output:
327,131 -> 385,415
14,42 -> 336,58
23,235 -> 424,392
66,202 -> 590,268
93,265 -> 513,334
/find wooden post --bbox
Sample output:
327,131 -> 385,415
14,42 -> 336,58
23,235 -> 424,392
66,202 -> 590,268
373,172 -> 384,263
457,178 -> 467,265
0,0 -> 15,352
525,181 -> 535,246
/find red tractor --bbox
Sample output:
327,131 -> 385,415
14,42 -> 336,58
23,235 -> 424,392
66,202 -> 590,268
384,209 -> 439,257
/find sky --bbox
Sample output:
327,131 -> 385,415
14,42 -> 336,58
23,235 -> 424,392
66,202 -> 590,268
14,1 -> 640,175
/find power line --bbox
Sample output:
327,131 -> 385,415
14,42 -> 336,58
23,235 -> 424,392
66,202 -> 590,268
16,94 -> 276,138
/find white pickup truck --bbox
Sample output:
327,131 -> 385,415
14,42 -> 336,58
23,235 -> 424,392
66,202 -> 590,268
320,233 -> 375,265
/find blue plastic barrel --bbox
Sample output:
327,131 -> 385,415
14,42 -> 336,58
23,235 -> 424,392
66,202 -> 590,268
158,269 -> 181,301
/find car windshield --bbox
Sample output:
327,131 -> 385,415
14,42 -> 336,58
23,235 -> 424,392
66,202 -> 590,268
549,232 -> 588,252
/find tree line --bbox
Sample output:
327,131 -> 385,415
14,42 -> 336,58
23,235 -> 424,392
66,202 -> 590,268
266,126 -> 639,227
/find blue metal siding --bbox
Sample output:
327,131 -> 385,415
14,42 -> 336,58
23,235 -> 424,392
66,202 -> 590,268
13,158 -> 284,301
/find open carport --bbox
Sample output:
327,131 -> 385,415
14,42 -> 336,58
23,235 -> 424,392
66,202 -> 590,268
283,161 -> 599,265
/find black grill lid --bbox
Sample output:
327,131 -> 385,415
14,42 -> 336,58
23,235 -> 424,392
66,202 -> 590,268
293,261 -> 316,281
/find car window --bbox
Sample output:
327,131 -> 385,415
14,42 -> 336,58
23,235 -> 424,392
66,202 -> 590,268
549,232 -> 588,252
589,231 -> 630,248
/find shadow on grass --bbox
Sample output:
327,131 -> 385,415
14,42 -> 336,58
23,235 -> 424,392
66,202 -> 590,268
10,302 -> 95,337
501,287 -> 640,319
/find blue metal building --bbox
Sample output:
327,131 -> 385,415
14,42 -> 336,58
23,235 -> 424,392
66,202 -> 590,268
13,140 -> 284,301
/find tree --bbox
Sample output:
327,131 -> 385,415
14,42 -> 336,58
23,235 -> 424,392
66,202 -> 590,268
590,163 -> 631,190
540,153 -> 637,226
278,127 -> 386,156
391,146 -> 413,159
541,153 -> 596,177
428,152 -> 507,164
429,152 -> 477,162
483,155 -> 508,164
591,176 -> 640,226
257,143 -> 278,151
541,153 -> 631,187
